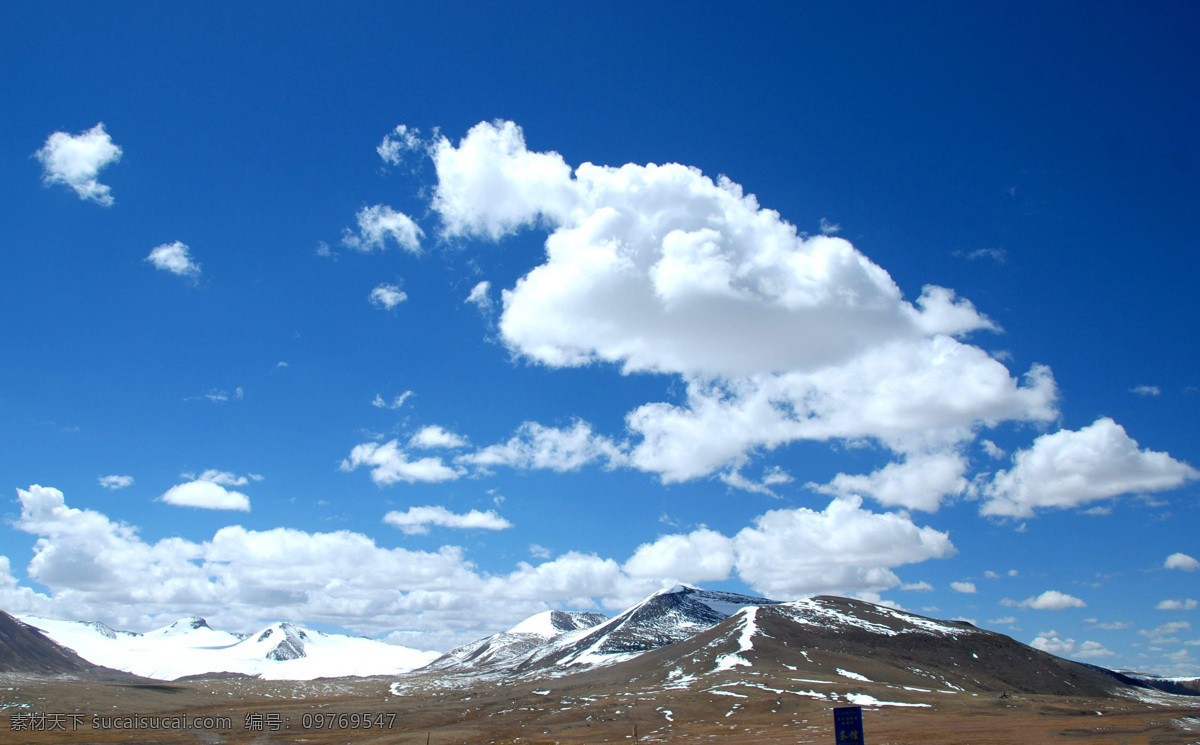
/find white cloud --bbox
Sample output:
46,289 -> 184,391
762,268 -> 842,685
1157,599 -> 1198,611
1003,590 -> 1087,610
341,440 -> 465,485
1031,636 -> 1113,658
528,544 -> 551,560
980,439 -> 1006,459
951,581 -> 977,594
145,241 -> 201,278
731,495 -> 955,598
35,123 -> 122,206
623,528 -> 736,584
982,417 -> 1198,518
1141,621 -> 1191,644
4,486 -> 957,648
1166,553 -> 1200,571
98,475 -> 134,490
342,204 -> 422,253
377,124 -> 424,166
372,391 -> 414,410
458,419 -> 626,472
369,282 -> 408,309
465,280 -> 494,312
988,616 -> 1018,625
160,481 -> 250,512
426,120 -> 1061,485
812,451 -> 969,512
160,469 -> 256,511
383,506 -> 512,535
624,348 -> 1056,484
409,425 -> 469,450
184,469 -> 254,487
901,581 -> 934,591
432,119 -> 578,241
818,217 -> 841,235
720,467 -> 792,497
1131,385 -> 1161,397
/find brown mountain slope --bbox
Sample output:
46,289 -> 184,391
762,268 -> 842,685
0,609 -> 95,674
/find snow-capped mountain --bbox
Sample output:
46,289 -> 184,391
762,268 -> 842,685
425,585 -> 780,679
524,585 -> 780,671
423,610 -> 608,674
17,614 -> 439,681
608,595 -> 1148,699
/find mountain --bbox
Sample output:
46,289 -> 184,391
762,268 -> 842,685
426,585 -> 781,679
582,595 -> 1150,700
523,585 -> 780,672
423,610 -> 608,675
0,609 -> 96,675
18,614 -> 439,681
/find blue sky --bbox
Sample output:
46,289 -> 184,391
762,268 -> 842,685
2,3 -> 1198,674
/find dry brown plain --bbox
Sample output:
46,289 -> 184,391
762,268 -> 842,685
3,670 -> 1198,745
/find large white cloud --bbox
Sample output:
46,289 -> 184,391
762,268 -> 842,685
6,485 -> 956,649
423,121 -> 1059,484
35,123 -> 122,206
730,496 -> 955,598
623,528 -> 736,584
982,418 -> 1198,518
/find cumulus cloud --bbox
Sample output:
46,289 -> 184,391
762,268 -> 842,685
1031,636 -> 1113,659
409,425 -> 469,450
1003,590 -> 1086,610
1166,553 -> 1200,571
951,581 -> 977,594
981,418 -> 1198,518
812,451 -> 969,512
341,440 -> 465,485
5,485 -> 961,648
98,475 -> 134,490
369,282 -> 408,309
145,241 -> 201,278
731,496 -> 955,598
1131,385 -> 1161,397
623,528 -> 736,584
1157,599 -> 1198,611
383,506 -> 512,535
159,471 -> 256,511
342,205 -> 422,253
35,123 -> 122,205
423,121 -> 1062,485
901,581 -> 934,591
457,419 -> 626,472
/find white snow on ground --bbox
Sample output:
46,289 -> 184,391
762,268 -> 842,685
836,668 -> 871,682
20,615 -> 438,681
507,611 -> 561,636
845,693 -> 931,708
713,606 -> 758,672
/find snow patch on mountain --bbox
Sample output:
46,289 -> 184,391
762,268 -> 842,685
19,615 -> 438,681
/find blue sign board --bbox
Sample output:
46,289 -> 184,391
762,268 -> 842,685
833,706 -> 864,744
